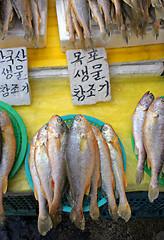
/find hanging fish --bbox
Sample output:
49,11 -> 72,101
0,0 -> 13,40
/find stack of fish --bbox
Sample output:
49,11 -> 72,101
66,0 -> 164,47
0,0 -> 41,46
0,111 -> 16,227
29,114 -> 131,236
131,92 -> 164,203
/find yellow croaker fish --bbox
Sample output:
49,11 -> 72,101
97,0 -> 113,33
0,0 -> 13,40
66,115 -> 96,230
34,124 -> 53,213
131,91 -> 155,186
88,0 -> 110,44
70,0 -> 92,40
90,125 -> 101,221
10,0 -> 34,40
29,0 -> 41,47
66,3 -> 76,46
92,124 -> 118,221
70,7 -> 85,48
29,132 -> 53,236
47,115 -> 69,227
102,123 -> 131,222
111,0 -> 129,42
0,111 -> 16,226
143,97 -> 164,203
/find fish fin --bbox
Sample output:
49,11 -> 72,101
90,202 -> 99,220
56,138 -> 61,151
49,202 -> 62,227
3,177 -> 8,194
70,205 -> 85,230
51,178 -> 54,190
34,187 -> 38,201
124,173 -> 127,188
80,137 -> 87,152
38,215 -> 53,236
108,205 -> 118,221
85,182 -> 91,196
147,158 -> 151,169
118,201 -> 131,222
135,169 -> 144,186
148,185 -> 159,203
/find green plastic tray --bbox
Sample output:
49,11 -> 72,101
25,114 -> 126,212
0,101 -> 28,179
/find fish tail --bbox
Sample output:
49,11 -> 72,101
70,205 -> 85,230
0,30 -> 8,40
152,20 -> 160,39
49,201 -> 62,227
38,215 -> 53,236
90,201 -> 99,220
108,204 -> 118,221
135,169 -> 144,186
121,25 -> 129,44
148,184 -> 159,203
100,29 -> 110,45
118,201 -> 131,222
0,179 -> 6,226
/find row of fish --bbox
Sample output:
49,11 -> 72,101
0,0 -> 41,46
66,0 -> 164,47
29,114 -> 131,236
0,111 -> 16,226
131,92 -> 164,203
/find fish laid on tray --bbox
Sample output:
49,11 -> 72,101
0,0 -> 41,46
65,0 -> 164,47
143,97 -> 164,203
28,114 -> 131,235
131,91 -> 155,186
132,93 -> 164,203
0,111 -> 16,226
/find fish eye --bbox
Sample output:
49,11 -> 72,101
103,126 -> 108,131
57,117 -> 62,123
76,117 -> 81,122
150,94 -> 154,99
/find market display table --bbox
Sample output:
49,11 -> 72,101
2,0 -> 164,219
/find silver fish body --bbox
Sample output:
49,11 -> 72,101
29,132 -> 53,236
143,97 -> 164,203
131,91 -> 154,185
66,115 -> 96,230
102,123 -> 131,222
47,115 -> 69,227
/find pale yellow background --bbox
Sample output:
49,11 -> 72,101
6,0 -> 164,194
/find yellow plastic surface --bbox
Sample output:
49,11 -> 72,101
26,0 -> 164,69
7,75 -> 164,193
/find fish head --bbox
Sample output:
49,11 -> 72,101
91,125 -> 101,137
139,91 -> 155,110
0,110 -> 11,127
101,123 -> 116,142
48,115 -> 68,135
71,115 -> 91,135
150,97 -> 164,116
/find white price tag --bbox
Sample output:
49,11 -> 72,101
0,47 -> 31,106
66,47 -> 111,106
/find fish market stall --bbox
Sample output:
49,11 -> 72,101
0,0 -> 164,236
